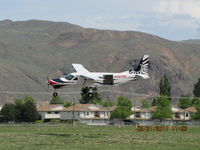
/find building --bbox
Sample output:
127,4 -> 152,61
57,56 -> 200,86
129,107 -> 155,120
185,106 -> 197,120
37,104 -> 65,121
129,106 -> 197,121
60,104 -> 115,125
36,103 -> 198,125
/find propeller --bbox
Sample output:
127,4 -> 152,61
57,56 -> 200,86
47,76 -> 50,89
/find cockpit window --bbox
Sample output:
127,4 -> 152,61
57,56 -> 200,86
73,77 -> 78,80
65,74 -> 74,80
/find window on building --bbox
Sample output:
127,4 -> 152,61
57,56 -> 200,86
47,112 -> 51,114
135,112 -> 141,118
186,113 -> 189,117
175,113 -> 180,118
55,112 -> 59,114
87,112 -> 89,116
94,111 -> 100,117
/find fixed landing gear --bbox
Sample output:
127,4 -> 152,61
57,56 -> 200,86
53,91 -> 58,97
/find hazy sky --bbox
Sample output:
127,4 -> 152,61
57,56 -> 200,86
1,0 -> 200,41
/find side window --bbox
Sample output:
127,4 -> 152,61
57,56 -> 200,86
73,77 -> 78,80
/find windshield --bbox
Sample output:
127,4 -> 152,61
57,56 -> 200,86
64,74 -> 74,80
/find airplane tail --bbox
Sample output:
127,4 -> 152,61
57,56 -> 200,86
130,55 -> 149,79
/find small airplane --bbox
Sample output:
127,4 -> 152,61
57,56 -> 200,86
48,55 -> 149,97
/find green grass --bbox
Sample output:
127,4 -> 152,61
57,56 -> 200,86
0,124 -> 200,150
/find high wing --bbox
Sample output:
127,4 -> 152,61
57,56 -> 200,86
72,64 -> 90,73
72,64 -> 103,81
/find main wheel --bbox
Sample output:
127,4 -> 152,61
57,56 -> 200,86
53,92 -> 58,97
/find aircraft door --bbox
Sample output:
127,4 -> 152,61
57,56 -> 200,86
103,75 -> 113,85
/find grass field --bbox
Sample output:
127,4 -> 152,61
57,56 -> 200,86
0,124 -> 200,150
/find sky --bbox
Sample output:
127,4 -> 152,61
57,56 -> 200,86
1,0 -> 200,41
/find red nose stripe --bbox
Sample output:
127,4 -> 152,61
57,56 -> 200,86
48,79 -> 58,86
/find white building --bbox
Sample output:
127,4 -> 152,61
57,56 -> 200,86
60,104 -> 115,125
184,106 -> 197,120
129,106 -> 155,120
37,104 -> 65,121
129,106 -> 197,121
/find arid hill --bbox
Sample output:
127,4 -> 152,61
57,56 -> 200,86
0,20 -> 200,104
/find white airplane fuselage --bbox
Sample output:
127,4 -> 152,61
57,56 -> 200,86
71,71 -> 136,86
48,55 -> 149,90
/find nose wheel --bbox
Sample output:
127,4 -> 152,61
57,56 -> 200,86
53,92 -> 58,97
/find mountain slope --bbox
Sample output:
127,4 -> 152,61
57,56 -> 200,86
0,20 -> 200,104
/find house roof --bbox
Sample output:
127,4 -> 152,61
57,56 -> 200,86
132,107 -> 150,113
148,106 -> 157,112
185,106 -> 197,113
61,104 -> 115,112
132,106 -> 186,113
172,106 -> 184,113
37,104 -> 65,111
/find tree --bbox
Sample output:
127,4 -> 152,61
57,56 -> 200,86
0,103 -> 15,122
21,98 -> 39,122
151,98 -> 157,106
64,101 -> 73,108
14,98 -> 24,122
50,96 -> 64,104
79,87 -> 102,104
111,96 -> 133,125
101,100 -> 116,107
193,98 -> 200,120
152,96 -> 173,122
141,100 -> 150,108
0,96 -> 39,122
159,75 -> 171,100
178,95 -> 192,109
193,78 -> 200,98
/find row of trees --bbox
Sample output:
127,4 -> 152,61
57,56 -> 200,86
151,75 -> 200,120
109,75 -> 200,122
0,96 -> 39,122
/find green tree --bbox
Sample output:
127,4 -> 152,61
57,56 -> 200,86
101,100 -> 116,107
193,98 -> 200,120
178,95 -> 192,109
159,75 -> 171,100
21,98 -> 39,122
50,96 -> 64,104
14,98 -> 24,122
141,100 -> 150,108
79,87 -> 102,104
14,96 -> 39,122
111,96 -> 133,125
193,78 -> 200,98
0,103 -> 15,122
64,101 -> 73,108
151,98 -> 157,106
192,98 -> 198,106
152,96 -> 173,122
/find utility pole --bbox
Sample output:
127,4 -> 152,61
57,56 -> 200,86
73,99 -> 75,126
133,99 -> 135,120
107,97 -> 110,124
